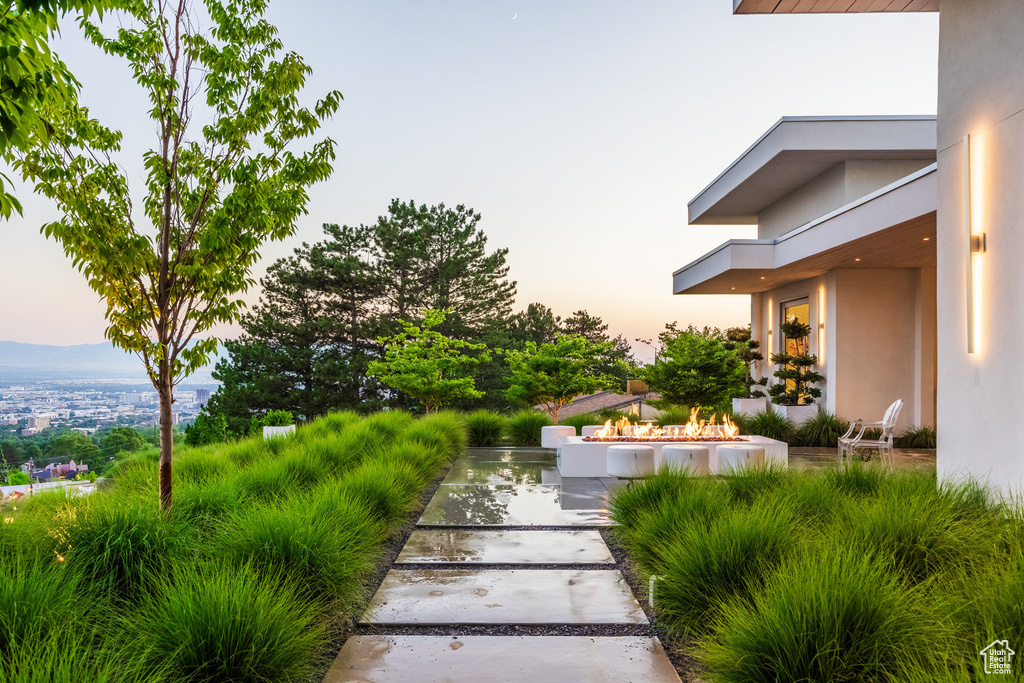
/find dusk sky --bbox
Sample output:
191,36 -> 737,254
0,1 -> 939,363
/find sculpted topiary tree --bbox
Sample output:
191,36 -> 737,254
13,0 -> 342,512
724,326 -> 767,398
769,320 -> 824,406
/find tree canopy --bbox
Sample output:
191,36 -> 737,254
503,335 -> 622,423
11,0 -> 342,512
641,323 -> 744,410
367,309 -> 488,414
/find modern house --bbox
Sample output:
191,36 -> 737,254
707,0 -> 1024,498
674,116 -> 937,430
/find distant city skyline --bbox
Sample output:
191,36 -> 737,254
0,1 -> 939,363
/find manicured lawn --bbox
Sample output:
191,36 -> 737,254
610,464 -> 1024,682
0,410 -> 465,683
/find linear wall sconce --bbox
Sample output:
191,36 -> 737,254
964,134 -> 986,354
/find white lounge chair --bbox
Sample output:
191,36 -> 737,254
838,399 -> 903,466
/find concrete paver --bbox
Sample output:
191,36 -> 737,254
361,569 -> 647,625
322,636 -> 682,683
418,484 -> 610,527
396,529 -> 615,565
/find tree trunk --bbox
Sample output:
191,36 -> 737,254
157,361 -> 174,514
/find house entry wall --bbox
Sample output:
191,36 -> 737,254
937,0 -> 1024,497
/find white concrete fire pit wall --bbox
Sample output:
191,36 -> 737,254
556,435 -> 786,477
541,425 -> 575,449
580,425 -> 606,437
661,445 -> 711,476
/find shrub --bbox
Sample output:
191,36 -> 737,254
0,554 -> 84,657
610,468 -> 697,530
63,498 -> 183,600
655,506 -> 793,636
465,409 -> 505,446
703,548 -> 935,683
559,412 -> 600,436
137,562 -> 323,683
507,410 -> 552,446
618,481 -> 728,573
220,501 -> 380,605
420,410 -> 468,454
822,461 -> 886,497
336,459 -> 423,524
743,408 -> 796,444
722,464 -> 788,506
654,405 -> 694,427
897,424 -> 937,449
795,409 -> 849,447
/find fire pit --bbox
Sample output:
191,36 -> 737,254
556,410 -> 786,477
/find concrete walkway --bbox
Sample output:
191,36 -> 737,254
322,448 -> 681,683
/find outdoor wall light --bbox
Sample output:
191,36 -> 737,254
818,288 -> 825,363
964,133 -> 986,354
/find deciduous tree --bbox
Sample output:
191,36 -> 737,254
503,335 -> 621,423
368,309 -> 488,414
641,323 -> 743,410
12,0 -> 342,512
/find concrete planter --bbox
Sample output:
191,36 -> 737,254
732,397 -> 767,416
772,404 -> 818,426
263,425 -> 296,439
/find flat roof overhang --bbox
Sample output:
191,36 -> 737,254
688,116 -> 936,226
733,0 -> 937,13
675,164 -> 936,294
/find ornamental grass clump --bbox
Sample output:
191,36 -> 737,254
621,483 -> 728,573
507,409 -> 552,446
559,412 -> 600,436
897,424 -> 938,449
795,409 -> 849,447
136,563 -> 323,683
465,409 -> 506,446
0,554 -> 85,657
743,408 -> 796,444
655,506 -> 794,636
703,547 -> 936,683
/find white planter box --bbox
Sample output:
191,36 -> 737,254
772,404 -> 818,426
732,397 -> 767,416
263,425 -> 296,439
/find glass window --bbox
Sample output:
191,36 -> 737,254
781,299 -> 809,399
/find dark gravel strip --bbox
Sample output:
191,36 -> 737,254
414,524 -> 611,531
354,623 -> 653,637
389,563 -> 616,570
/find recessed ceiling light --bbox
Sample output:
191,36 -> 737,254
731,287 -> 735,290
855,258 -> 861,262
760,276 -> 765,280
923,237 -> 930,241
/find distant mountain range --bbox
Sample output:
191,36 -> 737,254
0,341 -> 222,383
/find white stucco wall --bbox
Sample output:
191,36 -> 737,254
753,268 -> 935,430
936,0 -> 1024,497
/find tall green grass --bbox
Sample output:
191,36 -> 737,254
897,424 -> 938,448
559,412 -> 601,435
507,409 -> 552,446
135,563 -> 323,683
795,409 -> 849,447
2,409 -> 467,683
743,408 -> 796,444
610,463 -> 1023,680
465,409 -> 506,446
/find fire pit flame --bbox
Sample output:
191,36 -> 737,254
585,408 -> 740,442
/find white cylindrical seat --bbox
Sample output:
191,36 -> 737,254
606,445 -> 656,479
716,444 -> 766,473
581,425 -> 606,437
661,445 -> 711,476
541,425 -> 576,449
